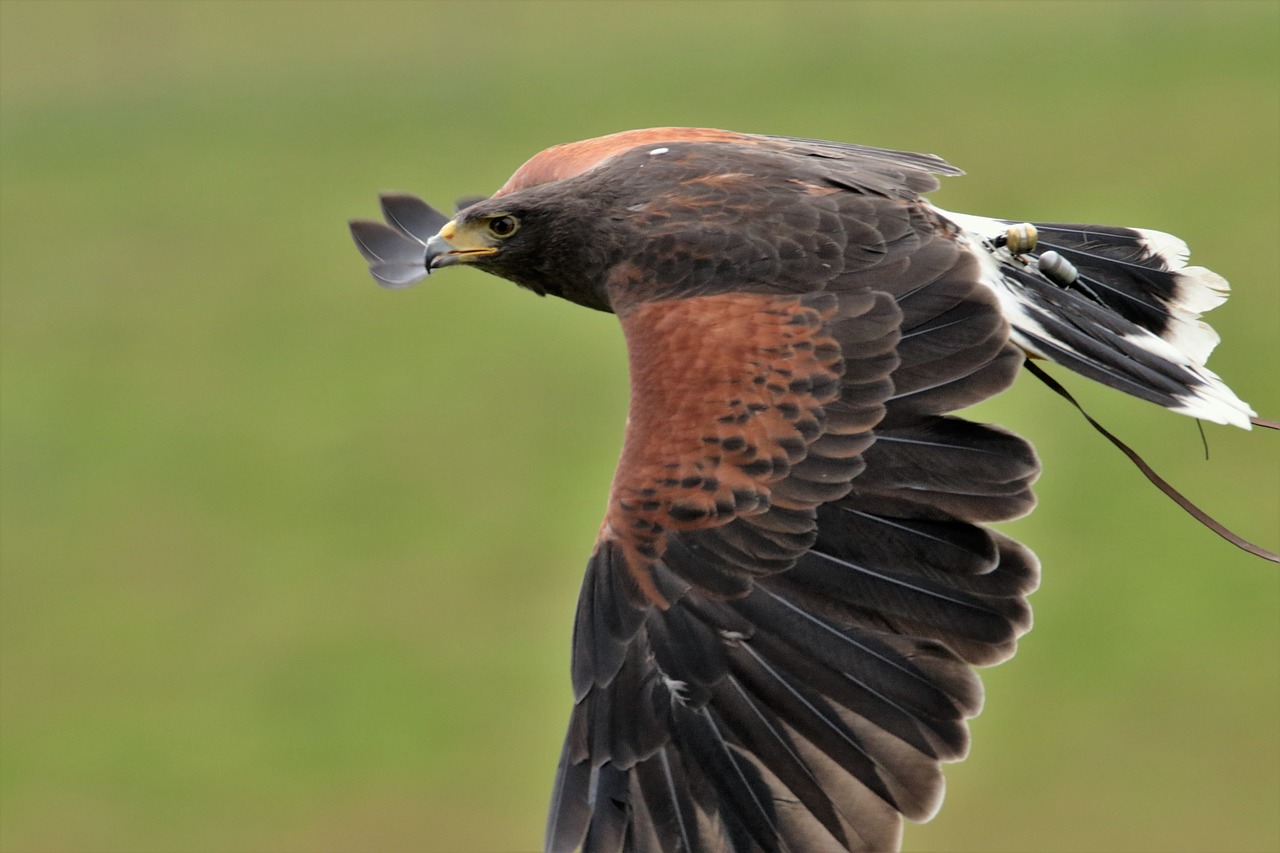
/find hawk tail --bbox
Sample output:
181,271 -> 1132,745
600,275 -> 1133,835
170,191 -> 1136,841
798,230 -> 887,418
934,208 -> 1255,429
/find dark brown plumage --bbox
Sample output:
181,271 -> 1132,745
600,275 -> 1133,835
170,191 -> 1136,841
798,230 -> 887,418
348,127 -> 1262,852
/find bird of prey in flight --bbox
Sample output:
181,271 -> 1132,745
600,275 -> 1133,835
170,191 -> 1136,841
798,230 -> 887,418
350,127 -> 1272,852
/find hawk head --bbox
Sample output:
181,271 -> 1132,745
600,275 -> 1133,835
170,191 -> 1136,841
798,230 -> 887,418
426,197 -> 595,303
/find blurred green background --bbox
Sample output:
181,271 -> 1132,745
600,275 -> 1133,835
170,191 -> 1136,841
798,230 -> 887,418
1,2 -> 1276,851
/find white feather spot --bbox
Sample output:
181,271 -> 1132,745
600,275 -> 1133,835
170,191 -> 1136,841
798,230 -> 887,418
662,675 -> 690,704
648,147 -> 669,156
1135,228 -> 1190,269
1119,329 -> 1253,426
1171,266 -> 1231,314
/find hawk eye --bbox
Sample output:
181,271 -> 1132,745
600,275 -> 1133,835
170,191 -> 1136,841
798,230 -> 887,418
486,215 -> 519,238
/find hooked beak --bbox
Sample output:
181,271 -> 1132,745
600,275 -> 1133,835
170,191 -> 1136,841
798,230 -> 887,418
350,194 -> 497,289
425,220 -> 500,270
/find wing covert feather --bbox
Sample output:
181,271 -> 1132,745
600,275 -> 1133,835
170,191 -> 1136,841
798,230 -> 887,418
600,290 -> 900,607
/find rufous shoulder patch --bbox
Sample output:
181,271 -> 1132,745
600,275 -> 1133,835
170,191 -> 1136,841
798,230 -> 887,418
601,292 -> 845,605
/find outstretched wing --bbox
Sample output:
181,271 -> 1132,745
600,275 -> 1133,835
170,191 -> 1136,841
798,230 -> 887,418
547,161 -> 1040,852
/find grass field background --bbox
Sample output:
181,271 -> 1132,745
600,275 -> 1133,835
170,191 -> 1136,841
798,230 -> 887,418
2,2 -> 1277,851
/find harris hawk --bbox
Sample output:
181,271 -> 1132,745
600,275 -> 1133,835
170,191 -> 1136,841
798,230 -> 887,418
349,127 -> 1271,852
